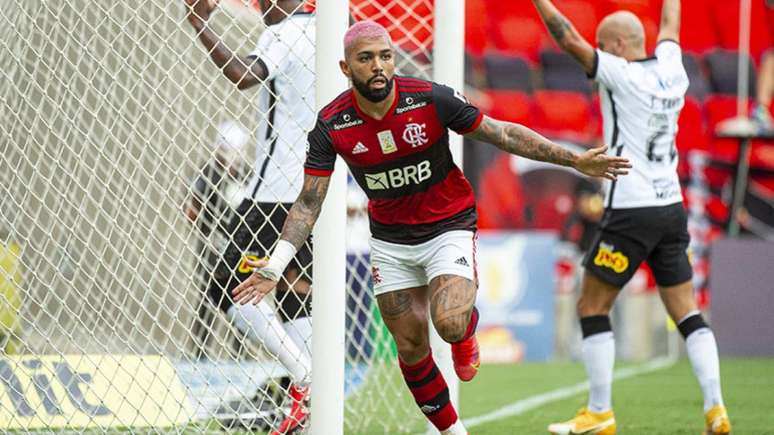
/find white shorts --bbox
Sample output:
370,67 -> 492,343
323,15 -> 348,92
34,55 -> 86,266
370,230 -> 478,296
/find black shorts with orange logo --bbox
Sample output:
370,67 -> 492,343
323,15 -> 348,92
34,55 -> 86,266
207,200 -> 313,313
582,203 -> 692,288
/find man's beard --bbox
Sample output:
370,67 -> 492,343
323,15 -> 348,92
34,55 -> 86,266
352,74 -> 394,103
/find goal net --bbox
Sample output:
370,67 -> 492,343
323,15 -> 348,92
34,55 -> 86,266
0,0 -> 435,433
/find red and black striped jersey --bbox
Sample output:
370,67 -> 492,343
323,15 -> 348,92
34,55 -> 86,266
304,76 -> 483,244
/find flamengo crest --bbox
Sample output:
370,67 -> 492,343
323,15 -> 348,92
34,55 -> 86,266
402,123 -> 428,148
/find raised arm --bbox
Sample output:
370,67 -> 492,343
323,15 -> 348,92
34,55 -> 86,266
465,115 -> 631,179
184,0 -> 266,90
657,0 -> 681,43
532,0 -> 596,75
232,174 -> 331,305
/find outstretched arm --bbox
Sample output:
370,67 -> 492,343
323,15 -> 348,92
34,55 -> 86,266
465,116 -> 631,180
232,174 -> 331,305
532,0 -> 596,75
184,0 -> 266,89
657,0 -> 681,43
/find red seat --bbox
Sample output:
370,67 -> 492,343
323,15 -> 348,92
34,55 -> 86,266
703,165 -> 732,190
482,90 -> 533,125
677,96 -> 709,152
705,195 -> 729,223
600,0 -> 660,23
533,90 -> 594,142
465,0 -> 489,56
490,15 -> 547,62
710,0 -> 773,62
680,0 -> 719,54
553,0 -> 601,44
704,95 -> 753,132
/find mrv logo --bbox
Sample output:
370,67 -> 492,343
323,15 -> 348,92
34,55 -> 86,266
365,160 -> 431,190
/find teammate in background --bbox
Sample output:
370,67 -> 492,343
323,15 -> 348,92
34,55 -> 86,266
532,0 -> 732,433
185,120 -> 250,357
232,20 -> 630,434
184,1 -> 314,433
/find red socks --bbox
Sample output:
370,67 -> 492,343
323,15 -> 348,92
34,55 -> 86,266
399,351 -> 458,431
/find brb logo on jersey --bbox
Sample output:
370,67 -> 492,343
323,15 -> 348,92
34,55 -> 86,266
364,160 -> 431,191
593,242 -> 629,273
402,123 -> 428,148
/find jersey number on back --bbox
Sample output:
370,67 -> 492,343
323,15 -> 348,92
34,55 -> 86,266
646,129 -> 677,163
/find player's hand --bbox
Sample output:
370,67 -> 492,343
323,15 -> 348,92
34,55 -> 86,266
184,0 -> 218,25
231,258 -> 279,306
574,145 -> 631,181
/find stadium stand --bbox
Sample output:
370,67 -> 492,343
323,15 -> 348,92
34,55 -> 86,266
465,0 -> 774,239
540,50 -> 594,94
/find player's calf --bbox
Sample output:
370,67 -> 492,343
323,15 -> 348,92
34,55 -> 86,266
399,351 -> 465,433
429,275 -> 480,381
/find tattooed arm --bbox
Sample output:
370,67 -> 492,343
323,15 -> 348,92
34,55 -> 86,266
532,0 -> 596,75
231,174 -> 330,305
657,0 -> 681,43
280,174 -> 331,249
465,115 -> 631,179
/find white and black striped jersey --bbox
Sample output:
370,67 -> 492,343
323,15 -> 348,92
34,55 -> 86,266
592,40 -> 689,209
245,12 -> 316,203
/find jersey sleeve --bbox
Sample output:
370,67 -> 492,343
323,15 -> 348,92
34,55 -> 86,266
304,115 -> 337,176
431,83 -> 483,134
248,27 -> 286,81
590,49 -> 630,92
655,39 -> 683,64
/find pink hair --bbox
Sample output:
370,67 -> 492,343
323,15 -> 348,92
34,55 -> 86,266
343,20 -> 391,55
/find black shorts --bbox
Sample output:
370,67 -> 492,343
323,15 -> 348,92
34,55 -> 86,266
207,200 -> 313,312
582,203 -> 692,288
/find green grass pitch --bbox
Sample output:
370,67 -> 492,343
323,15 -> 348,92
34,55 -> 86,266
14,358 -> 771,434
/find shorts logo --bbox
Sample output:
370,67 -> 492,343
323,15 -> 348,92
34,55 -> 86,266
454,257 -> 469,267
238,254 -> 267,274
371,266 -> 382,284
593,242 -> 629,274
402,123 -> 428,148
377,130 -> 398,154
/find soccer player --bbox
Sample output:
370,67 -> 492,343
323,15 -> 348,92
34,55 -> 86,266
184,0 -> 314,432
232,20 -> 630,434
531,0 -> 732,434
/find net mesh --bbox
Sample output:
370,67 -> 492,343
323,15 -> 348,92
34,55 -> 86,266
0,0 -> 434,432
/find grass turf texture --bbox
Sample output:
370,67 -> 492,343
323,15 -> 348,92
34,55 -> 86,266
8,358 -> 771,434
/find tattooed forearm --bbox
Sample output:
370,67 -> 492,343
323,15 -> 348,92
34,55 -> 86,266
546,15 -> 572,43
468,117 -> 578,168
280,175 -> 330,250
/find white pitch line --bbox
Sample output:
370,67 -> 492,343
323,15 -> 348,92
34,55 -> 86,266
463,355 -> 677,429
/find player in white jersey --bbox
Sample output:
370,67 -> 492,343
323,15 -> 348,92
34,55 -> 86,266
185,1 -> 313,433
532,0 -> 732,434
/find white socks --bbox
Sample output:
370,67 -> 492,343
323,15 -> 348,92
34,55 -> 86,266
582,331 -> 615,413
226,301 -> 311,385
440,419 -> 467,435
679,311 -> 724,412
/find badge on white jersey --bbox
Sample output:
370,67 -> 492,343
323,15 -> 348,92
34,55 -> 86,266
377,130 -> 398,154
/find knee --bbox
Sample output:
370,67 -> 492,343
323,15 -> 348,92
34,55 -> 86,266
433,310 -> 471,344
394,333 -> 429,364
576,293 -> 614,318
